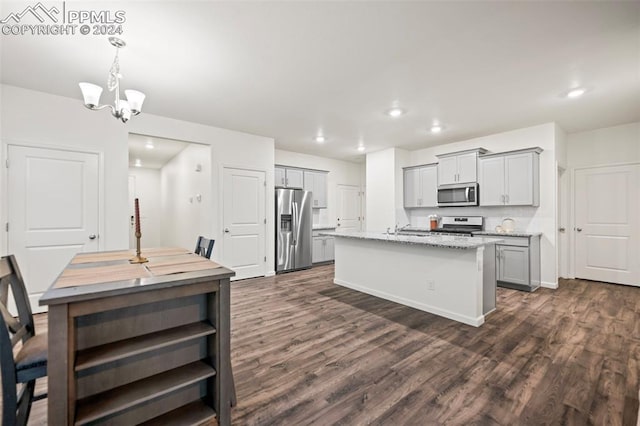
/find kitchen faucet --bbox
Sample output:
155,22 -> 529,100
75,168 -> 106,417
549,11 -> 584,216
394,223 -> 410,235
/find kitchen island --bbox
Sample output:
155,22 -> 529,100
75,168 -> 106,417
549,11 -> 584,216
321,231 -> 502,326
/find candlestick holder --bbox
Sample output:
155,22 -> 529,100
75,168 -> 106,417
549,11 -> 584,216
129,231 -> 148,264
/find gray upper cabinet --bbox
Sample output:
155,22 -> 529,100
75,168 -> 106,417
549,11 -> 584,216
275,166 -> 304,189
478,147 -> 542,206
404,164 -> 437,208
436,149 -> 486,185
303,170 -> 328,208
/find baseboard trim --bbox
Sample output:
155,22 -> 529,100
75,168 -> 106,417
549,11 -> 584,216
265,270 -> 276,277
541,280 -> 558,289
333,278 -> 484,327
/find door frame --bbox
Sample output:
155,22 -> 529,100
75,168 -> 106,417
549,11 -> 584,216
2,139 -> 106,254
219,164 -> 269,278
569,161 -> 640,280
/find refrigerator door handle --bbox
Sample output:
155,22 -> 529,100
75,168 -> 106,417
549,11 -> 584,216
292,201 -> 298,245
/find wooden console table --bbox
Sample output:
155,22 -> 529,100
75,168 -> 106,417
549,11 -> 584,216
40,248 -> 235,425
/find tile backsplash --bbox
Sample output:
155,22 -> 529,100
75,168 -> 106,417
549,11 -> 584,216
408,206 -> 541,234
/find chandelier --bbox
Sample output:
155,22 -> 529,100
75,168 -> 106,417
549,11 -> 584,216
79,37 -> 145,123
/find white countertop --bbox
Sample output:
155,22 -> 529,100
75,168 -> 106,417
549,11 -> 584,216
313,225 -> 337,230
473,231 -> 543,237
320,231 -> 503,250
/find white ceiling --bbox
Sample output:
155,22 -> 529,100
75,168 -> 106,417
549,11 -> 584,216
128,133 -> 189,169
2,1 -> 639,162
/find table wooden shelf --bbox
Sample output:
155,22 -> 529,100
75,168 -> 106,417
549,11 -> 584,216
75,321 -> 217,372
75,361 -> 216,425
139,400 -> 217,426
40,249 -> 235,426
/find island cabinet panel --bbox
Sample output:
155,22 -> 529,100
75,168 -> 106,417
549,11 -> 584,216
328,232 -> 499,327
479,148 -> 541,206
40,250 -> 235,426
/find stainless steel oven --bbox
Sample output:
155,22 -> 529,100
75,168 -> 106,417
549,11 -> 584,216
437,183 -> 479,207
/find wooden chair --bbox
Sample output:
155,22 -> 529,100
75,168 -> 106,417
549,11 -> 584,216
194,236 -> 215,259
0,255 -> 48,426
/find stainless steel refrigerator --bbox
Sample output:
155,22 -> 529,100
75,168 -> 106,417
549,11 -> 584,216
276,188 -> 312,273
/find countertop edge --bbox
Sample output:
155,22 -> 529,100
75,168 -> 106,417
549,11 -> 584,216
320,231 -> 503,250
40,267 -> 235,306
472,231 -> 543,237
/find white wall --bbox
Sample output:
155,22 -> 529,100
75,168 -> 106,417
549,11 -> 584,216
567,122 -> 640,168
129,111 -> 275,272
275,149 -> 363,226
565,121 -> 640,278
0,84 -> 128,253
364,147 -> 411,232
555,126 -> 568,278
404,123 -> 560,288
1,85 -> 276,274
160,144 -> 212,252
128,167 -> 162,249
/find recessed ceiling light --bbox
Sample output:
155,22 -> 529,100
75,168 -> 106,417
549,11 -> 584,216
357,145 -> 366,152
386,107 -> 406,118
430,124 -> 443,134
565,86 -> 587,99
145,141 -> 154,149
134,158 -> 142,167
315,135 -> 326,143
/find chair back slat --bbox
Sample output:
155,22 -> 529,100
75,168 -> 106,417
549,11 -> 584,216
194,236 -> 215,259
1,254 -> 47,426
0,300 -> 21,334
0,256 -> 35,346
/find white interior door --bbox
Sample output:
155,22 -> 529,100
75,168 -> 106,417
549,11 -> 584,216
222,168 -> 265,280
336,184 -> 361,231
574,164 -> 639,286
7,145 -> 100,312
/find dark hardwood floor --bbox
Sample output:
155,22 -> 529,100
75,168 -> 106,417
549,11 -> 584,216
8,264 -> 640,425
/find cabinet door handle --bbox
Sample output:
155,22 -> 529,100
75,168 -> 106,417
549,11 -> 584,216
576,227 -> 583,232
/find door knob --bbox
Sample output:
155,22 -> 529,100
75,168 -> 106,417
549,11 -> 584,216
224,228 -> 230,233
558,227 -> 566,232
89,234 -> 97,240
576,227 -> 583,232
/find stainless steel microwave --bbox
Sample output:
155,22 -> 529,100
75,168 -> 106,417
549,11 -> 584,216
437,183 -> 479,207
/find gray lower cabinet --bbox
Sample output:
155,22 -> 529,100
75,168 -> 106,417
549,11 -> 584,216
312,230 -> 335,264
495,235 -> 540,292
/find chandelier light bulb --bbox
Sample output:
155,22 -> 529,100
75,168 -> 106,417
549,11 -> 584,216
78,38 -> 145,123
